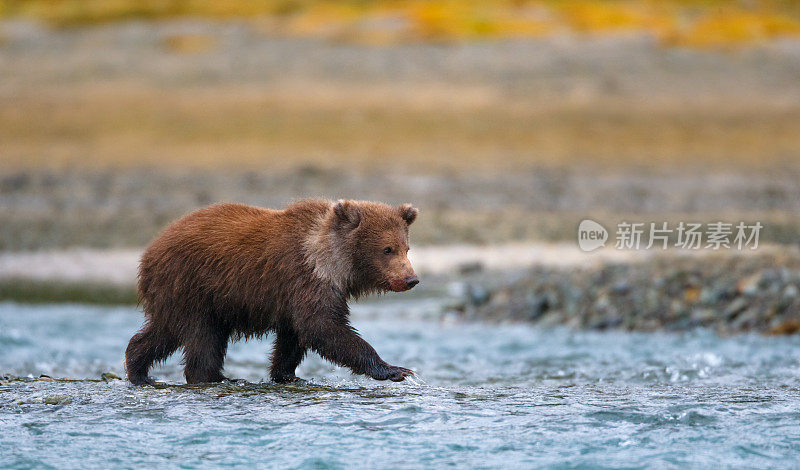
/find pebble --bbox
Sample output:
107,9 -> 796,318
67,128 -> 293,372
784,285 -> 798,299
446,254 -> 800,334
43,395 -> 71,405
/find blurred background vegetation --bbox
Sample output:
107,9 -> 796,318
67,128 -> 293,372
1,0 -> 799,251
3,0 -> 800,47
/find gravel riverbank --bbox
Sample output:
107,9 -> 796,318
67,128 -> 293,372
447,250 -> 800,335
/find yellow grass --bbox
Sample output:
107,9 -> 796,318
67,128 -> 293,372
1,0 -> 799,47
3,83 -> 799,173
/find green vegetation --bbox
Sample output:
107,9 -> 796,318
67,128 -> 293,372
0,279 -> 137,304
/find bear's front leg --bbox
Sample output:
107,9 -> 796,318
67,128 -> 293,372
309,324 -> 412,382
270,326 -> 307,383
295,302 -> 413,382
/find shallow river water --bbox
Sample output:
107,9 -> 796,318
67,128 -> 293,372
1,300 -> 800,468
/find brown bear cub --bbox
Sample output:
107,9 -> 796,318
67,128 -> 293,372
125,199 -> 419,385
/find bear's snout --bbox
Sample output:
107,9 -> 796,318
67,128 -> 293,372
389,274 -> 419,292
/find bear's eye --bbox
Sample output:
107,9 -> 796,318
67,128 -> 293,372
383,247 -> 393,254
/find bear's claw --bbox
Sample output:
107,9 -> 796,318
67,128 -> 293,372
388,367 -> 414,382
129,375 -> 156,386
371,364 -> 414,382
272,373 -> 304,384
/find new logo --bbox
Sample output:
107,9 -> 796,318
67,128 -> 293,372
578,219 -> 608,252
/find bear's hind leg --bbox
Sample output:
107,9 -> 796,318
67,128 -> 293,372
126,322 -> 178,386
270,327 -> 306,383
183,322 -> 230,384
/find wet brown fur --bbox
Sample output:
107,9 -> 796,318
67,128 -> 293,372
125,199 -> 418,385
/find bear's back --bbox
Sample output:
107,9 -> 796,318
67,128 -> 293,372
137,202 -> 323,312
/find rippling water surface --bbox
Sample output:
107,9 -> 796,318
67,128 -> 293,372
2,300 -> 800,468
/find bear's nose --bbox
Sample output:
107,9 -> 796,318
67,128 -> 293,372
405,275 -> 419,289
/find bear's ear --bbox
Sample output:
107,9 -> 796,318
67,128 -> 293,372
333,199 -> 361,230
398,203 -> 418,225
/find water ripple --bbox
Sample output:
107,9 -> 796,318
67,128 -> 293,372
2,302 -> 800,468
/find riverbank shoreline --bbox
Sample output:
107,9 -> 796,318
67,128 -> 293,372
447,249 -> 800,335
2,245 -> 799,336
0,242 -> 644,303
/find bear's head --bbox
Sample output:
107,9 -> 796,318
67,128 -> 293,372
306,199 -> 419,296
